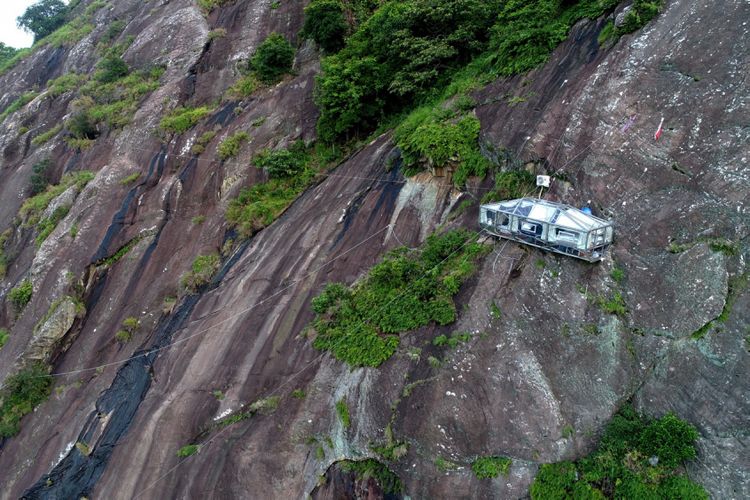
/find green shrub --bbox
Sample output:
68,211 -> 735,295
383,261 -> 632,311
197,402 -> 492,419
472,456 -> 512,479
29,158 -> 53,195
339,459 -> 403,495
530,406 -> 706,499
598,291 -> 627,317
66,108 -> 98,140
159,106 -> 212,133
311,229 -> 488,367
617,0 -> 662,36
95,54 -> 129,83
0,363 -> 52,437
191,130 -> 217,155
481,169 -> 537,203
291,389 -> 306,399
8,280 -> 33,312
181,253 -> 221,292
250,33 -> 295,84
31,124 -> 63,146
176,444 -> 199,457
227,74 -> 257,98
301,0 -> 348,53
335,398 -> 351,428
217,131 -> 249,159
253,141 -> 308,178
395,108 -> 490,186
0,328 -> 9,349
120,173 -> 140,185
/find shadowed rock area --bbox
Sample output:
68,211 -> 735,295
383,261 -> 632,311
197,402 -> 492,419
0,0 -> 747,499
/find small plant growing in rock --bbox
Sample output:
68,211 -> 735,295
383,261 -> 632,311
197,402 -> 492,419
249,395 -> 281,414
291,389 -> 306,399
0,328 -> 9,349
611,266 -> 625,283
212,390 -> 225,400
8,280 -> 33,312
180,253 -> 221,292
176,444 -> 199,457
471,456 -> 512,479
217,131 -> 249,160
115,316 -> 140,343
434,456 -> 459,472
75,441 -> 92,456
335,398 -> 350,429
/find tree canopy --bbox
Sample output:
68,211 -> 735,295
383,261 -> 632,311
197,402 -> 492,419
16,0 -> 68,42
0,43 -> 19,67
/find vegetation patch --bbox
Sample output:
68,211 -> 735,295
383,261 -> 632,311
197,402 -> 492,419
19,171 -> 93,227
217,131 -> 249,160
31,124 -> 63,146
225,143 -> 325,239
191,130 -> 217,155
8,280 -> 34,312
314,0 -> 625,143
301,0 -> 348,53
433,332 -> 471,348
692,271 -> 748,340
0,363 -> 53,438
115,316 -> 140,343
159,106 -> 212,134
181,253 -> 221,292
395,107 -> 490,186
35,205 -> 71,247
338,459 -> 403,495
335,398 -> 351,429
0,328 -> 9,350
310,229 -> 489,367
530,405 -> 706,499
176,444 -> 199,457
253,140 -> 308,179
481,168 -> 537,203
472,455 -> 512,479
250,33 -> 295,84
0,91 -> 40,124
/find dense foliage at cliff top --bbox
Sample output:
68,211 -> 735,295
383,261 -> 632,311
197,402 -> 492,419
310,0 -> 652,142
530,405 -> 707,499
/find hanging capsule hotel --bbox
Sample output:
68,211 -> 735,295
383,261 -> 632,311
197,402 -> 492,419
479,198 -> 613,262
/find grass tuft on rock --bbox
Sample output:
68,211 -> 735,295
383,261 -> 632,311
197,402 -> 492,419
471,456 -> 512,479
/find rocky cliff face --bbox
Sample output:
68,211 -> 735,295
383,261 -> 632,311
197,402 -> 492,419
0,0 -> 747,499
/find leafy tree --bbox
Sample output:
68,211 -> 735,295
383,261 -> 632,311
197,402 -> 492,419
301,0 -> 348,53
250,33 -> 295,84
314,0 -> 502,141
0,43 -> 19,67
16,0 -> 68,42
95,54 -> 129,83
